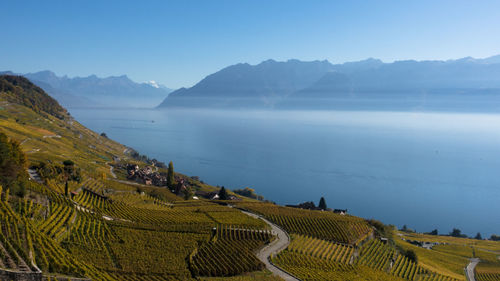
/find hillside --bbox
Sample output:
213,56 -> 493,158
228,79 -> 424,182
0,75 -> 499,281
158,56 -> 500,111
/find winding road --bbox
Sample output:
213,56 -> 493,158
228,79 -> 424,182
27,168 -> 43,183
239,209 -> 300,281
107,162 -> 117,179
466,258 -> 479,281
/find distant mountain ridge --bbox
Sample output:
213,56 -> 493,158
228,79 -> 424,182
158,55 -> 500,110
0,70 -> 173,108
158,59 -> 335,108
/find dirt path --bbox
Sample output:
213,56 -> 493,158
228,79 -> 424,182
466,258 -> 479,281
239,209 -> 300,281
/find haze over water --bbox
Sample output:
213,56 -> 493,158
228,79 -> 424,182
71,108 -> 500,237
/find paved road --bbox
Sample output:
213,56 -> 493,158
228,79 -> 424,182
107,162 -> 117,178
466,258 -> 479,281
27,168 -> 43,183
239,210 -> 300,281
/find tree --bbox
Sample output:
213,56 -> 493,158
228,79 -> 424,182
183,187 -> 193,200
428,229 -> 438,235
450,228 -> 466,238
401,225 -> 408,232
63,160 -> 75,181
167,161 -> 175,189
219,186 -> 228,200
475,232 -> 482,240
0,132 -> 28,198
297,201 -> 316,209
0,132 -> 27,188
318,197 -> 327,210
404,249 -> 418,263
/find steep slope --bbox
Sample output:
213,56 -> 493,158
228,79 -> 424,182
0,75 -> 67,119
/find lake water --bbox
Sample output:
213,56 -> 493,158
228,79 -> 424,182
70,108 -> 500,237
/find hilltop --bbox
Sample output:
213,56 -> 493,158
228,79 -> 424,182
0,75 -> 499,281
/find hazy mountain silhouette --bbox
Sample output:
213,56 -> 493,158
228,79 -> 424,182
158,59 -> 335,108
158,55 -> 500,110
1,70 -> 173,108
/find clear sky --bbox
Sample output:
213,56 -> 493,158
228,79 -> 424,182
1,0 -> 499,88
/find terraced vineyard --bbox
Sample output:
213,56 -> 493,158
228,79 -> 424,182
0,184 -> 115,280
1,175 -> 276,280
235,202 -> 372,244
474,248 -> 500,281
273,231 -> 464,281
476,273 -> 500,281
362,239 -> 462,281
190,226 -> 275,277
1,77 -> 500,281
288,234 -> 354,263
273,250 -> 406,281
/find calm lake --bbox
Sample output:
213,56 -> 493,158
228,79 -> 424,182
70,108 -> 500,237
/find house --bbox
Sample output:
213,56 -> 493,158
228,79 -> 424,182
333,209 -> 347,215
194,190 -> 221,200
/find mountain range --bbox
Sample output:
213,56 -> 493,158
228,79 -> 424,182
0,70 -> 173,108
158,55 -> 500,110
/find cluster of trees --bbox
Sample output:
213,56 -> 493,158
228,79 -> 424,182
0,75 -> 66,119
292,197 -> 329,210
233,187 -> 264,201
36,160 -> 81,183
449,228 -> 467,238
129,148 -> 166,169
422,228 -> 498,241
0,132 -> 28,197
400,225 -> 416,233
425,229 -> 438,235
367,219 -> 394,240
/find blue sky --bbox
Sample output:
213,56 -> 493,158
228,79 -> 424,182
1,0 -> 499,88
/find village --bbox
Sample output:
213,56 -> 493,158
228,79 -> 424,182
124,163 -> 239,200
